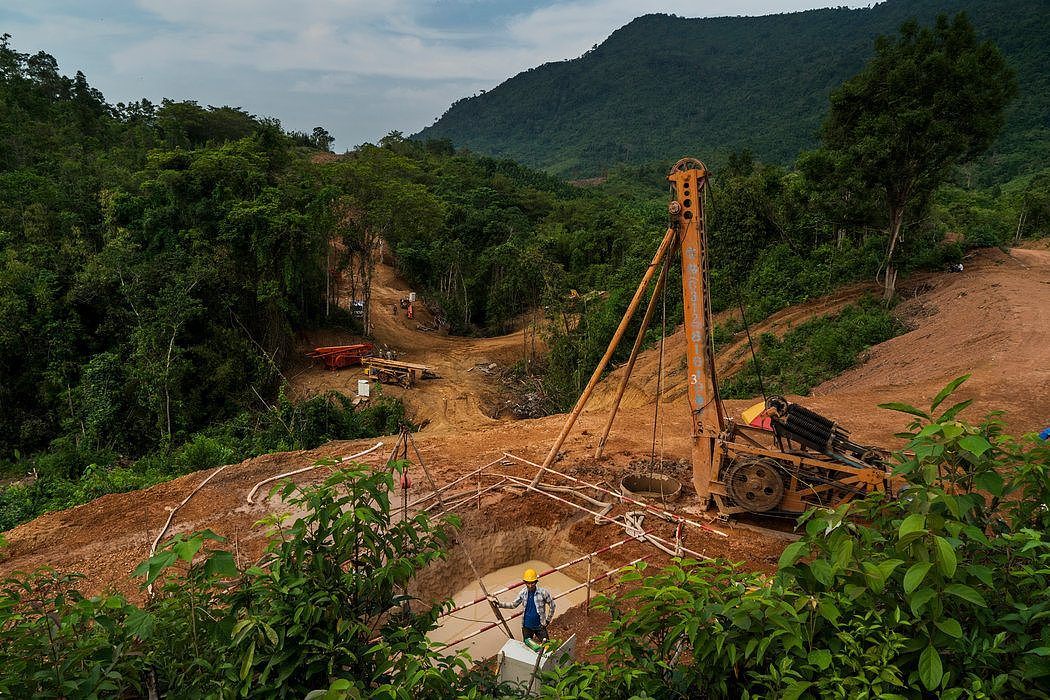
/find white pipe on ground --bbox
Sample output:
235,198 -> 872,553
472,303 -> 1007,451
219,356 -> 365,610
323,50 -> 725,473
147,463 -> 232,598
495,472 -> 712,562
245,442 -> 383,504
406,456 -> 504,510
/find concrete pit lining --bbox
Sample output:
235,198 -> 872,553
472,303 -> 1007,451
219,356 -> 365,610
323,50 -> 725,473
619,473 -> 681,502
412,522 -> 588,609
411,506 -> 607,661
428,559 -> 587,660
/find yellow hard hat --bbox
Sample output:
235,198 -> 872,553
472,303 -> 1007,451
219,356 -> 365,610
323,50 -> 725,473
522,568 -> 539,583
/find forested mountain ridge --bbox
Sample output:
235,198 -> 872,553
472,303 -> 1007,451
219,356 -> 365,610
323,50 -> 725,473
414,0 -> 1049,180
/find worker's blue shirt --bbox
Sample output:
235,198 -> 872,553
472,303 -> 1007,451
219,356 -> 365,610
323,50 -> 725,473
523,589 -> 542,629
1040,427 -> 1050,441
497,585 -> 555,624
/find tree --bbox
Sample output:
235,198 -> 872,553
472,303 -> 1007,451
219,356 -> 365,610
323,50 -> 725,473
325,148 -> 443,334
795,147 -> 880,249
816,13 -> 1015,300
310,126 -> 334,152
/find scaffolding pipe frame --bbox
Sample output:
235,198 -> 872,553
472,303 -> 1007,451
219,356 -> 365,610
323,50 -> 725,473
504,452 -> 727,538
404,456 -> 505,510
495,472 -> 711,562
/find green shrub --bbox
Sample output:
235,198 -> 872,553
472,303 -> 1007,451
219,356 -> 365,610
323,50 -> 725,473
172,434 -> 236,474
722,298 -> 902,398
0,464 -> 521,697
542,378 -> 1050,698
0,570 -> 147,698
30,440 -> 117,482
964,227 -> 1005,249
0,392 -> 408,533
712,318 -> 742,352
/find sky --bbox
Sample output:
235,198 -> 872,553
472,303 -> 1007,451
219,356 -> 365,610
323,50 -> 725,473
2,1 -> 875,151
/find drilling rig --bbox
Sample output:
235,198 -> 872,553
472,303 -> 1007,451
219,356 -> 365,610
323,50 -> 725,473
668,157 -> 897,517
536,157 -> 898,518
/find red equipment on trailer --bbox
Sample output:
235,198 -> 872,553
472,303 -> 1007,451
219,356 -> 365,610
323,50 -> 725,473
305,343 -> 375,370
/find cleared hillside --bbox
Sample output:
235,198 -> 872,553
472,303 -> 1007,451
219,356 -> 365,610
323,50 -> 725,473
414,0 -> 1049,180
3,245 -> 1048,600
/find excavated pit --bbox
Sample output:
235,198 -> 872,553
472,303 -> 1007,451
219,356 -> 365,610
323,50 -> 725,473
412,508 -> 590,608
619,473 -> 682,502
426,559 -> 587,660
410,493 -> 634,660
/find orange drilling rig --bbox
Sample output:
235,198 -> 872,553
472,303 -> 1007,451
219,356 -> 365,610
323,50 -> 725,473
667,157 -> 897,517
535,157 -> 897,518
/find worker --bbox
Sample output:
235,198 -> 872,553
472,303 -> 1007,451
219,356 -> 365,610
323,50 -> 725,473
489,568 -> 555,643
1040,426 -> 1050,441
392,304 -> 398,316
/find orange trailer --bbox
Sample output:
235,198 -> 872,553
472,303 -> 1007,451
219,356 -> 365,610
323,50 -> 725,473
305,343 -> 375,370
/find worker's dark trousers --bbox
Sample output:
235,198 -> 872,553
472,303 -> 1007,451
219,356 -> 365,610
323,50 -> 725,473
522,625 -> 549,642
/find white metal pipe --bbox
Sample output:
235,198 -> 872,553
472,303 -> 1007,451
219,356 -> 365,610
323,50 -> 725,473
496,473 -> 711,561
405,456 -> 504,509
430,480 -> 508,517
245,442 -> 384,504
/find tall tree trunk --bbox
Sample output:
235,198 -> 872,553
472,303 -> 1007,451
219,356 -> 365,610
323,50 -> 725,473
883,204 -> 905,302
163,324 -> 180,442
361,227 -> 384,337
1014,201 -> 1027,244
462,271 -> 469,328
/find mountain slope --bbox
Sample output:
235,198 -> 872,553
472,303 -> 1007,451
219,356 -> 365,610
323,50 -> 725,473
414,0 -> 1049,179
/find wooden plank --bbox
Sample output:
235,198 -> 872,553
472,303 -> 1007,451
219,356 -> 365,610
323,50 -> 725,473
362,358 -> 432,372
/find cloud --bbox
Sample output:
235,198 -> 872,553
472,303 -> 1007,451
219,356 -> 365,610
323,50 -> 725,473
0,0 -> 875,149
111,0 -> 870,86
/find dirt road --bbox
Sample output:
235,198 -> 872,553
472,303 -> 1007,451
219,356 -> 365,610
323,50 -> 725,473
289,261 -> 543,433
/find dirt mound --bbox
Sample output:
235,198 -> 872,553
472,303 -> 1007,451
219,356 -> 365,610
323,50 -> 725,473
3,246 -> 1048,613
807,246 -> 1050,442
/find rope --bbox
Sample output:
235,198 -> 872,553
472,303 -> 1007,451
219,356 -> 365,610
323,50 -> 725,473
622,510 -> 688,557
649,258 -> 668,471
406,430 -> 517,640
623,511 -> 646,538
735,287 -> 768,404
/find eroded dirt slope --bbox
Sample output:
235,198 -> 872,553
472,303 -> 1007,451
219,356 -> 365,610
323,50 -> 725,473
3,247 -> 1049,605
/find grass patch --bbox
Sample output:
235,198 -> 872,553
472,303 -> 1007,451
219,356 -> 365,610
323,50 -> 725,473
721,297 -> 903,399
